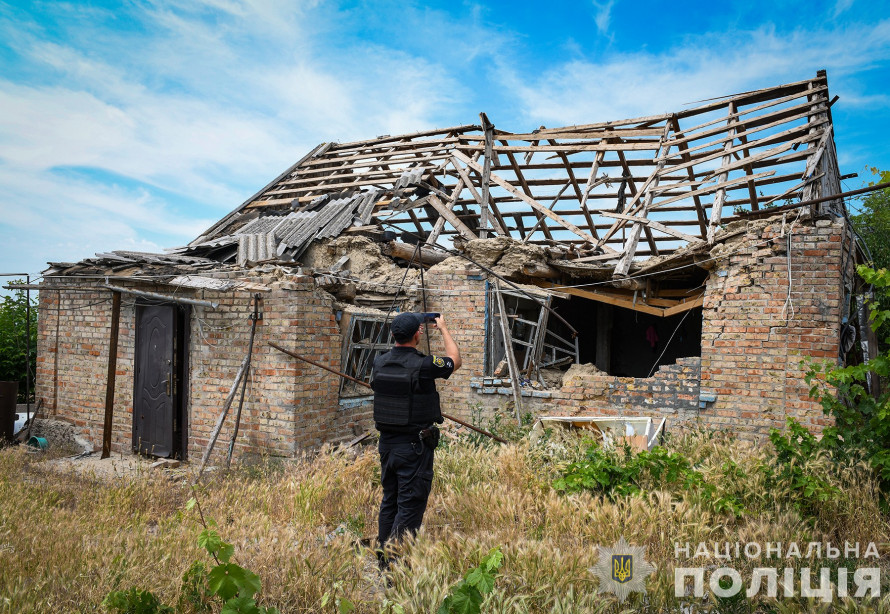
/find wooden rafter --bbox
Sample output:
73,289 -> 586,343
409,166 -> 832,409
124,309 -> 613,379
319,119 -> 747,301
193,73 -> 840,269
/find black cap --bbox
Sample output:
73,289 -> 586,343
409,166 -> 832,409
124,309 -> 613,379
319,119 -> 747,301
390,312 -> 422,342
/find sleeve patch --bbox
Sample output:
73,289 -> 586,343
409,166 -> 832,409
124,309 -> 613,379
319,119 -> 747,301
432,356 -> 445,367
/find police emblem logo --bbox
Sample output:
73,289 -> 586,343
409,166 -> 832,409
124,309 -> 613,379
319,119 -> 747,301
612,554 -> 633,583
432,356 -> 445,367
590,536 -> 655,603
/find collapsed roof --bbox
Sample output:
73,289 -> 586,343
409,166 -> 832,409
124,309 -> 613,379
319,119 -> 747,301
45,73 -> 842,295
178,72 -> 840,277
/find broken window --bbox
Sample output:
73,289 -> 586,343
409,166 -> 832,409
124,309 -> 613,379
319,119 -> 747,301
339,314 -> 394,397
550,297 -> 702,378
485,286 -> 578,379
486,282 -> 703,383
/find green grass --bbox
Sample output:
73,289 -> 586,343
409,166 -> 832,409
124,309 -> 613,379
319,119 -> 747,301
0,425 -> 888,613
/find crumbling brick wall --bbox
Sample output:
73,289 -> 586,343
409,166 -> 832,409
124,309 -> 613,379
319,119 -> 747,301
698,217 -> 848,439
35,276 -> 373,461
420,216 -> 848,440
35,216 -> 849,455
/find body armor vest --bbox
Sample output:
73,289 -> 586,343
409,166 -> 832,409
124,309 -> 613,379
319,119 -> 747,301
371,349 -> 441,427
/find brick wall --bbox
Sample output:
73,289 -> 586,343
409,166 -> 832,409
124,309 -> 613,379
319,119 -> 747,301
421,268 -> 488,420
698,217 -> 848,440
35,277 -> 374,462
421,217 -> 848,440
35,217 -> 849,454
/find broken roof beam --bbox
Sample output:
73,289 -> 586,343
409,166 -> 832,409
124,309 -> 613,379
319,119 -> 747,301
706,102 -> 737,245
600,213 -> 699,243
613,122 -> 674,276
452,150 -> 597,244
192,142 -> 332,244
674,74 -> 826,120
668,117 -> 710,235
664,88 -> 828,150
426,153 -> 481,245
323,124 -> 479,152
426,194 -> 478,241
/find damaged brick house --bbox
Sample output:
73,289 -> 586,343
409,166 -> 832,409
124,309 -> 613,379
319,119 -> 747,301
34,71 -> 872,461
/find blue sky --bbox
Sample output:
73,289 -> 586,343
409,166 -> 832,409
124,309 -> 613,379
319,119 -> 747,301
0,0 -> 888,283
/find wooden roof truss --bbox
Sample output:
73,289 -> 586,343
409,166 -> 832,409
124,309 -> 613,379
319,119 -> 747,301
194,72 -> 842,275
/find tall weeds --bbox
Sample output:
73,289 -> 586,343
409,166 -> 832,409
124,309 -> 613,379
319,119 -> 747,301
0,425 -> 887,613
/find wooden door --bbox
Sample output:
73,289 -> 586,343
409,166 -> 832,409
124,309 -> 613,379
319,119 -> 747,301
133,304 -> 177,457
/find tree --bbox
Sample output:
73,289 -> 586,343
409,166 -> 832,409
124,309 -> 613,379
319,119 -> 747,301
0,283 -> 37,402
850,167 -> 890,270
850,168 -> 890,345
806,265 -> 890,488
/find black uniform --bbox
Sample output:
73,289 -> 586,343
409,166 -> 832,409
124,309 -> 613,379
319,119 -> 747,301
371,346 -> 454,548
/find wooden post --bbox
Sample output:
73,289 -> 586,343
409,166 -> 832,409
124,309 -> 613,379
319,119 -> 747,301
195,354 -> 250,481
494,281 -> 523,423
101,291 -> 121,459
479,112 -> 494,239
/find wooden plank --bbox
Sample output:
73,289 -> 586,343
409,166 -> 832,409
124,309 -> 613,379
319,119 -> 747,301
427,154 -> 478,245
505,149 -> 556,242
600,213 -> 699,243
326,125 -> 477,151
761,173 -> 825,207
670,117 -> 715,235
534,282 -> 666,316
302,143 -> 456,166
277,163 -> 438,187
650,170 -> 777,210
661,99 -> 825,154
675,77 -> 825,121
462,142 -> 662,153
459,128 -> 666,140
452,150 -> 597,243
801,124 -> 833,180
707,102 -> 739,243
614,123 -> 673,276
479,113 -> 494,238
526,113 -> 672,134
663,295 -> 704,316
521,181 -> 571,242
665,127 -> 819,182
493,281 -> 523,423
193,142 -> 330,242
547,137 -> 597,238
427,194 -> 478,241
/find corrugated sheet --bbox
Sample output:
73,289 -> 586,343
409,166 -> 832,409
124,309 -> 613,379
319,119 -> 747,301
237,233 -> 278,266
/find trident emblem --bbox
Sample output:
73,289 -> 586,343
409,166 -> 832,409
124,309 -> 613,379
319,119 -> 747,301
612,554 -> 633,583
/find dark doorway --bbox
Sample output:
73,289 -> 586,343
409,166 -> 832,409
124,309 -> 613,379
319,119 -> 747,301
133,304 -> 189,458
550,298 -> 702,378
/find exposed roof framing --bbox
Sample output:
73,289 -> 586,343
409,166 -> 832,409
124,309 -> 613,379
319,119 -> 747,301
190,72 -> 841,271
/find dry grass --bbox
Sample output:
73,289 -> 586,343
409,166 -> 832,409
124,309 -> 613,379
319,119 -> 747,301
0,426 -> 888,613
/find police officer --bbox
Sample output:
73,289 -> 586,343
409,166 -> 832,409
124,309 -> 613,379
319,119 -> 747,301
371,312 -> 462,562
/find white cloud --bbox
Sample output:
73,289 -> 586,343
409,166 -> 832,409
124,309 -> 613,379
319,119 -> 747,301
834,0 -> 855,16
503,22 -> 890,126
592,0 -> 615,34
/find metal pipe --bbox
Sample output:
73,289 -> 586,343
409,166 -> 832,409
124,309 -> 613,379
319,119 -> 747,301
732,181 -> 890,221
25,274 -> 30,421
269,341 -> 509,444
226,296 -> 261,468
102,284 -> 218,308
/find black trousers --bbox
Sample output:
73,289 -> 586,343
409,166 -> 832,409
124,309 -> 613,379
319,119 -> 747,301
377,439 -> 434,547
